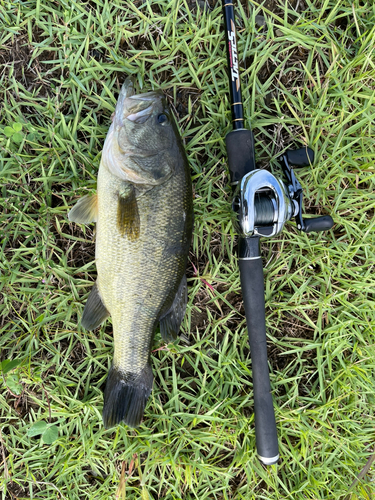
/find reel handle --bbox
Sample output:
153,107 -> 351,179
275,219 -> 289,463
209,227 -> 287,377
281,148 -> 335,234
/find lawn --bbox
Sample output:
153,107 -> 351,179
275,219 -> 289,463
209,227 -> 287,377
1,0 -> 375,498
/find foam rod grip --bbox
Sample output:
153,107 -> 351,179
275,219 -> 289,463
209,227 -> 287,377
225,129 -> 256,184
239,256 -> 279,464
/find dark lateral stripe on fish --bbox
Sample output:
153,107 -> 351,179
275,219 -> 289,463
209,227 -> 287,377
117,186 -> 140,241
102,364 -> 153,428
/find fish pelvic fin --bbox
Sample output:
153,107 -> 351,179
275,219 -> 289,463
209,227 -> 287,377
117,185 -> 140,241
102,364 -> 153,429
159,274 -> 188,343
81,282 -> 109,331
68,193 -> 98,224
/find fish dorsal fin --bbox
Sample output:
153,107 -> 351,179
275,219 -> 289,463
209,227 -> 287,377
117,185 -> 140,241
159,274 -> 188,342
68,193 -> 98,224
81,282 -> 110,331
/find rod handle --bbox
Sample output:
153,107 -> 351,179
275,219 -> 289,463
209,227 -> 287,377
239,243 -> 279,465
225,129 -> 256,185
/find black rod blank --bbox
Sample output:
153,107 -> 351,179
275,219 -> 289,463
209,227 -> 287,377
223,1 -> 244,129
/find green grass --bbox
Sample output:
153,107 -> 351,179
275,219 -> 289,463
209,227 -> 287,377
1,0 -> 375,498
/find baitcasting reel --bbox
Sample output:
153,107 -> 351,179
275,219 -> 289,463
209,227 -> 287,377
233,147 -> 334,238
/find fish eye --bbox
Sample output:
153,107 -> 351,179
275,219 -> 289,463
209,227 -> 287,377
157,113 -> 168,125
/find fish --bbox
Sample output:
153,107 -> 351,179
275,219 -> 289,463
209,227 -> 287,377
68,77 -> 194,428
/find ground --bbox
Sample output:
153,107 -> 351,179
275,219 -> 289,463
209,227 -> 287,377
1,0 -> 375,499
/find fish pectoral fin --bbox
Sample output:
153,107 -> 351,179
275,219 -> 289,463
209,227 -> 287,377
81,282 -> 110,330
159,274 -> 188,342
68,193 -> 98,224
117,185 -> 140,241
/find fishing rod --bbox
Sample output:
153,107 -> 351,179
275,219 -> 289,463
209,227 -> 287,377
222,1 -> 334,465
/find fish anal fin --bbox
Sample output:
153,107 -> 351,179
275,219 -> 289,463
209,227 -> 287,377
81,282 -> 109,330
159,274 -> 188,343
68,193 -> 98,224
117,185 -> 140,241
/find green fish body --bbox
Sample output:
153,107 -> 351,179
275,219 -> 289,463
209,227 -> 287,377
69,79 -> 193,428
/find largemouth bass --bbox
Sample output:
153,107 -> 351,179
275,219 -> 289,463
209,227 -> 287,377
68,78 -> 193,428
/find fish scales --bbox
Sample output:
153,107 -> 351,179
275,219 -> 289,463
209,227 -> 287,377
96,152 -> 191,372
68,78 -> 193,428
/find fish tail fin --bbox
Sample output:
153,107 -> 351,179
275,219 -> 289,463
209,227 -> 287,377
102,364 -> 153,429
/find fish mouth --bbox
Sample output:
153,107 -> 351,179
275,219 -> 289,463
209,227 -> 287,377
126,103 -> 154,124
116,79 -> 163,124
125,91 -> 164,123
119,78 -> 162,101
128,90 -> 162,101
120,77 -> 136,98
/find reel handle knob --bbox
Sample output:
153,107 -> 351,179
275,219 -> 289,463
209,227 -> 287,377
285,147 -> 314,168
302,215 -> 334,233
